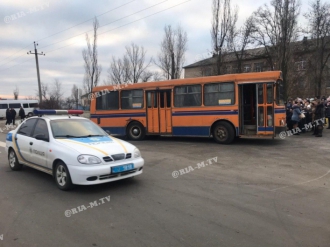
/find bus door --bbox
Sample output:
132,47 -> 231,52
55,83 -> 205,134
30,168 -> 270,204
146,90 -> 172,134
256,83 -> 275,137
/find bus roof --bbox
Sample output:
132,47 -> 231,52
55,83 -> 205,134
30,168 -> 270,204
93,71 -> 282,92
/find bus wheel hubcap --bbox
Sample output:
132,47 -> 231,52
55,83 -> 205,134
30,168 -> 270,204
132,127 -> 140,136
217,128 -> 226,139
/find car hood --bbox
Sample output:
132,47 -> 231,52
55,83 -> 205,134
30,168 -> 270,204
55,136 -> 133,157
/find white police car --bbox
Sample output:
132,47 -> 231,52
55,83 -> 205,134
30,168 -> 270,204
5,110 -> 144,190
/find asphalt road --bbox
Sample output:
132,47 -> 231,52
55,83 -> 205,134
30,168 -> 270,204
0,127 -> 330,247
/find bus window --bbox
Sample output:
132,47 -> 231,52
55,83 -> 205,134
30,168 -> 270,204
204,82 -> 234,106
9,103 -> 21,108
96,91 -> 119,110
121,89 -> 144,109
257,84 -> 263,104
166,91 -> 171,108
267,83 -> 273,104
160,92 -> 165,108
0,104 -> 8,109
23,103 -> 29,108
174,85 -> 201,107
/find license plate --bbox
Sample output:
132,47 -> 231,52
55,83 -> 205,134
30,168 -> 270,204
111,163 -> 134,173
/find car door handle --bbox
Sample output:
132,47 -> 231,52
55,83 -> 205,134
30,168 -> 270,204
29,142 -> 33,145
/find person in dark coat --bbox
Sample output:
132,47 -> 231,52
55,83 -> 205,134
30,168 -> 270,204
11,108 -> 16,125
325,98 -> 330,129
19,106 -> 25,120
314,100 -> 324,137
5,108 -> 12,125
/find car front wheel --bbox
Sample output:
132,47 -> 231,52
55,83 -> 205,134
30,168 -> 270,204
55,162 -> 73,191
8,149 -> 23,171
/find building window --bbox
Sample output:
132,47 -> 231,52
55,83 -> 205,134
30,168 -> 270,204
174,85 -> 202,107
243,64 -> 251,72
96,91 -> 119,110
254,63 -> 263,72
295,60 -> 307,71
121,89 -> 144,109
204,82 -> 235,106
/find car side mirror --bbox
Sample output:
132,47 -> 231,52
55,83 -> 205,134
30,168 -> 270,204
35,134 -> 49,142
105,130 -> 111,135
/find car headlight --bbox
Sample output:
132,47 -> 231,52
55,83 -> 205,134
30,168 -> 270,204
133,148 -> 141,158
77,155 -> 102,164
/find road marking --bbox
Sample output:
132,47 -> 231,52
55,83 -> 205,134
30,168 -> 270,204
0,141 -> 5,148
270,169 -> 330,192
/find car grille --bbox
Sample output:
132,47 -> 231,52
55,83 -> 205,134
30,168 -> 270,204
103,156 -> 113,162
103,153 -> 132,162
99,169 -> 138,180
111,153 -> 125,161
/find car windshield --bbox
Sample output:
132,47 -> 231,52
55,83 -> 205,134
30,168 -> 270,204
50,119 -> 106,138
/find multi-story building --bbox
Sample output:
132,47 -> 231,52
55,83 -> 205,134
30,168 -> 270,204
184,38 -> 330,98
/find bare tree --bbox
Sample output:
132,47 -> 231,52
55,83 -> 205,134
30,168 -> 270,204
83,17 -> 102,98
71,84 -> 79,108
227,16 -> 256,73
211,0 -> 238,75
140,70 -> 154,82
304,0 -> 330,96
156,25 -> 188,79
13,86 -> 19,99
38,80 -> 63,109
252,0 -> 300,96
106,43 -> 151,84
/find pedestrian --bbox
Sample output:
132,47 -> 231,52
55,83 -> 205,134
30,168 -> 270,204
325,97 -> 330,129
11,108 -> 17,125
314,99 -> 324,137
5,108 -> 12,125
286,99 -> 293,130
291,100 -> 301,135
19,106 -> 25,120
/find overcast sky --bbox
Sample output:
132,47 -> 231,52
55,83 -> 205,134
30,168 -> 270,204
0,0 -> 310,99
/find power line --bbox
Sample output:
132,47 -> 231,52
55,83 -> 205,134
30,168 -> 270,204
0,58 -> 34,72
40,0 -> 168,50
0,43 -> 33,67
45,0 -> 191,54
36,0 -> 135,43
0,1 -> 135,67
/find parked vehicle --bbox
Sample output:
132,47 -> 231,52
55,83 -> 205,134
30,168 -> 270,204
0,100 -> 39,119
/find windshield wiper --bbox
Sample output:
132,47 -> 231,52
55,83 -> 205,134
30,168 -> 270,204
75,134 -> 105,138
54,135 -> 79,138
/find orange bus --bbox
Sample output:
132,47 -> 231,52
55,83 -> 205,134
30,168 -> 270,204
90,71 -> 286,144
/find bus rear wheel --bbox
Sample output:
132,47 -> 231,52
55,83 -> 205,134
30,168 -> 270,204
127,122 -> 145,140
212,122 -> 235,144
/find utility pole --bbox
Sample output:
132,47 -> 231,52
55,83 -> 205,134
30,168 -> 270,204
27,41 -> 45,105
76,88 -> 79,109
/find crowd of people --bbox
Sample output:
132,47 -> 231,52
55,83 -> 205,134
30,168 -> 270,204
5,107 -> 26,126
286,96 -> 330,137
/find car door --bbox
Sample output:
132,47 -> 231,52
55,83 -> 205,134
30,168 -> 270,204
16,118 -> 38,164
30,119 -> 49,168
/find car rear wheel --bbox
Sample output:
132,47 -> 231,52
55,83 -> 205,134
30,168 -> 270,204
127,122 -> 145,140
8,149 -> 23,171
212,122 -> 235,144
27,112 -> 33,117
55,162 -> 73,191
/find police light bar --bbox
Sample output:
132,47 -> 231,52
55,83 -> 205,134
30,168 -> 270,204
33,109 -> 84,115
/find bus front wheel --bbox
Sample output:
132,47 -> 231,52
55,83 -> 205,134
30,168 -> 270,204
127,122 -> 145,140
212,122 -> 235,144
